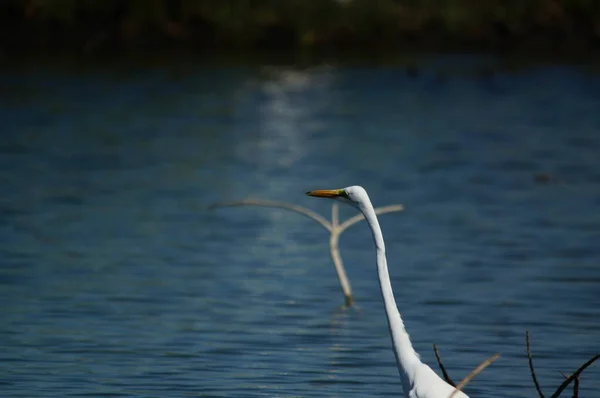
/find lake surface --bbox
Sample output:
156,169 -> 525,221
1,54 -> 599,397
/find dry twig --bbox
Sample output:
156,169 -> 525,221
209,199 -> 332,231
210,198 -> 404,307
448,353 -> 501,398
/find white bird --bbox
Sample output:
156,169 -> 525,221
306,186 -> 468,398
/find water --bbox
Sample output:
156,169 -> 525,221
1,55 -> 599,397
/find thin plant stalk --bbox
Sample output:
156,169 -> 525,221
526,330 -> 598,398
558,371 -> 579,398
527,330 -> 545,398
551,353 -> 600,398
433,343 -> 456,387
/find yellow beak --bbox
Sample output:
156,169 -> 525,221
305,189 -> 343,198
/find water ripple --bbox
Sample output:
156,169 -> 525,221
1,57 -> 599,398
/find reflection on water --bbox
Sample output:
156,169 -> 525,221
1,56 -> 599,397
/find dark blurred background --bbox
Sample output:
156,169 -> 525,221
1,0 -> 600,56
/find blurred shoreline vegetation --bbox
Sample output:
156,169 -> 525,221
2,0 -> 600,57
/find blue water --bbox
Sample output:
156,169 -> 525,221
1,56 -> 599,397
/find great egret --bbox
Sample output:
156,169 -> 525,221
306,186 -> 469,398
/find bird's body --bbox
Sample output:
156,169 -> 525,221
306,186 -> 468,398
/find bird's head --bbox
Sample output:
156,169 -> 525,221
305,185 -> 368,209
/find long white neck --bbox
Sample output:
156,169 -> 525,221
358,198 -> 421,397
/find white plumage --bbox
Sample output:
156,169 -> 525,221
307,186 -> 469,398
